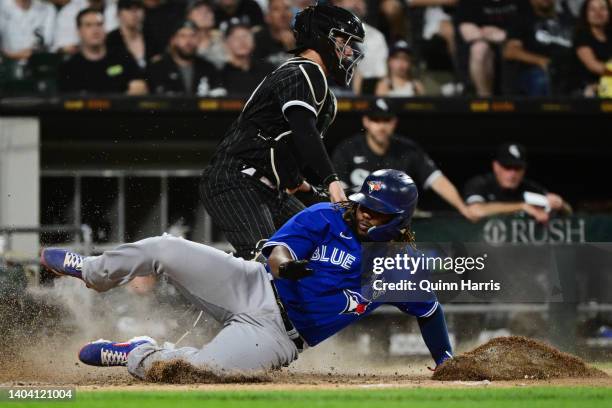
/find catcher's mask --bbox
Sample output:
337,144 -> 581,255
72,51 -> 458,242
292,3 -> 365,86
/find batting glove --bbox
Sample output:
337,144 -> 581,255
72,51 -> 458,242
278,260 -> 313,280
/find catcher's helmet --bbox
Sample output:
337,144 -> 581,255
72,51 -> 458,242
292,3 -> 365,86
349,169 -> 418,242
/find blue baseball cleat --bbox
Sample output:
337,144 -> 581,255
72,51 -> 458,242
428,350 -> 453,372
78,336 -> 156,367
40,248 -> 85,279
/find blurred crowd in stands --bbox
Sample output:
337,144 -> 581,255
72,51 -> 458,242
0,0 -> 611,97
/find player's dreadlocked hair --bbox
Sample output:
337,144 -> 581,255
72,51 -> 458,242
333,201 -> 416,246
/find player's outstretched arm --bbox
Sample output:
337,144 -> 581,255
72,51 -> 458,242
417,305 -> 453,368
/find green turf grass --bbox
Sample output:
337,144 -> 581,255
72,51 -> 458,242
2,387 -> 611,408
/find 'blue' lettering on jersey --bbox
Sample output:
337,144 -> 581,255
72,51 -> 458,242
310,245 -> 356,269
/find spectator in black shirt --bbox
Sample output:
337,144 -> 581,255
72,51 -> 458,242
503,0 -> 574,96
252,0 -> 294,66
572,0 -> 612,95
455,0 -> 524,96
53,0 -> 118,55
214,0 -> 264,29
147,20 -> 225,95
220,21 -> 275,95
58,8 -> 147,94
106,0 -> 154,70
332,98 -> 476,221
464,142 -> 571,223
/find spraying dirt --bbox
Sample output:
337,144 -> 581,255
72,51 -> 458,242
2,281 -> 610,387
145,360 -> 272,384
433,336 -> 608,381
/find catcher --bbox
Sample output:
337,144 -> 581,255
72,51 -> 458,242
200,3 -> 366,259
41,170 -> 453,379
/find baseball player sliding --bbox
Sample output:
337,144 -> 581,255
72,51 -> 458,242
41,170 -> 453,379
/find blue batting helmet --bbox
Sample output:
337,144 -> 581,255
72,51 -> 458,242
348,169 -> 418,242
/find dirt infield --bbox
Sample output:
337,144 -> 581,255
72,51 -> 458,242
2,343 -> 612,391
3,372 -> 612,392
144,337 -> 609,385
145,360 -> 272,384
2,341 -> 611,391
433,336 -> 608,381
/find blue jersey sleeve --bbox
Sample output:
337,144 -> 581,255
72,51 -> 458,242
262,206 -> 330,261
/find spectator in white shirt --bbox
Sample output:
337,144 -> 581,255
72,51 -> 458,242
0,0 -> 56,60
53,0 -> 118,53
376,40 -> 425,96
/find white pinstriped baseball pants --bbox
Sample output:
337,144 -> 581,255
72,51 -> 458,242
200,169 -> 304,260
